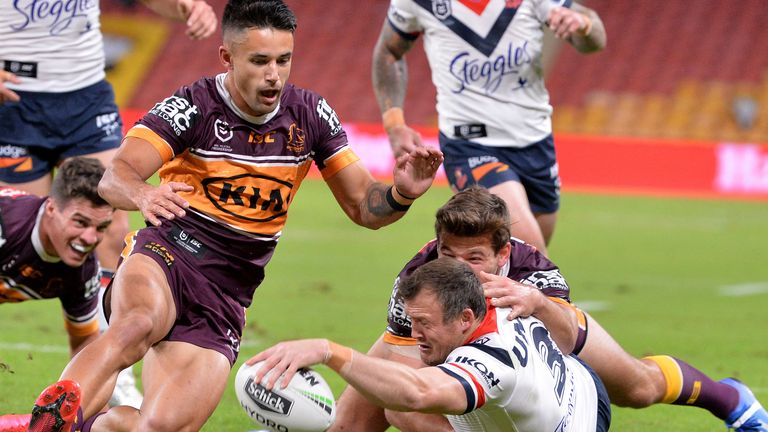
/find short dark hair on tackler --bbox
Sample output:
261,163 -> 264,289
399,257 -> 487,323
50,157 -> 110,208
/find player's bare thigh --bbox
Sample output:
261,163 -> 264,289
92,341 -> 231,432
577,312 -> 666,407
489,181 -> 549,253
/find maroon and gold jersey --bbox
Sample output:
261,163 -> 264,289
0,189 -> 100,337
386,237 -> 571,340
127,74 -> 358,240
122,75 -> 360,307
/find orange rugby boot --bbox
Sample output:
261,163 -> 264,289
28,380 -> 81,432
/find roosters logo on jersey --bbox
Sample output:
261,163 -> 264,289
202,174 -> 292,223
150,96 -> 199,136
432,0 -> 451,19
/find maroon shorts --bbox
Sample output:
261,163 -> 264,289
106,213 -> 277,366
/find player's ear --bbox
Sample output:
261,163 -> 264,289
460,308 -> 474,330
496,241 -> 512,268
44,198 -> 57,217
219,45 -> 234,70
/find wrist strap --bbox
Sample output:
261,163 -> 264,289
386,186 -> 411,212
393,185 -> 417,201
325,341 -> 353,371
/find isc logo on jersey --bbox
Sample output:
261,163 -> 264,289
150,96 -> 199,136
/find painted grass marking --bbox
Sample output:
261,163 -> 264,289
718,282 -> 768,297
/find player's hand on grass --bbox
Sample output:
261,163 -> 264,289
392,146 -> 444,200
178,0 -> 217,40
0,71 -> 21,104
135,182 -> 192,226
247,339 -> 328,390
480,271 -> 545,320
388,124 -> 424,158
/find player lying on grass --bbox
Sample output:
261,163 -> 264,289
328,186 -> 768,432
0,158 -> 113,431
249,257 -> 612,432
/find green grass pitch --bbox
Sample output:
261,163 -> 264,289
1,180 -> 767,431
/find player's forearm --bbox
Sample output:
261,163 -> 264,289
140,0 -> 189,21
355,183 -> 413,229
535,298 -> 579,354
98,159 -> 153,212
326,342 -> 441,413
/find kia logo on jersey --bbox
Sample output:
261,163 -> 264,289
202,173 -> 293,223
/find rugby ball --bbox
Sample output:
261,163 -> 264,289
235,361 -> 336,432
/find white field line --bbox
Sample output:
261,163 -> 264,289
574,300 -> 611,312
718,282 -> 768,297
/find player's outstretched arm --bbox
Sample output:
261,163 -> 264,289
372,20 -> 423,157
98,136 -> 192,226
140,0 -> 217,40
548,3 -> 606,53
247,339 -> 468,415
324,147 -> 442,229
481,271 -> 579,354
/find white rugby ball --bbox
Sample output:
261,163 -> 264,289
235,361 -> 336,432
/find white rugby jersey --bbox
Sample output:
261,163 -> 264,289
1,0 -> 104,92
388,0 -> 572,147
438,308 -> 599,431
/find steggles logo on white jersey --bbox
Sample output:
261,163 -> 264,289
316,98 -> 342,136
214,119 -> 234,143
150,96 -> 199,136
10,0 -> 97,36
449,41 -> 533,96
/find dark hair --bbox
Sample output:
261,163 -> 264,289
222,0 -> 297,37
399,257 -> 487,322
434,186 -> 511,253
50,158 -> 110,208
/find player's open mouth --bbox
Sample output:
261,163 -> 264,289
70,242 -> 93,255
260,89 -> 279,103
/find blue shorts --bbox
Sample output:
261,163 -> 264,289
439,133 -> 561,214
0,80 -> 123,183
